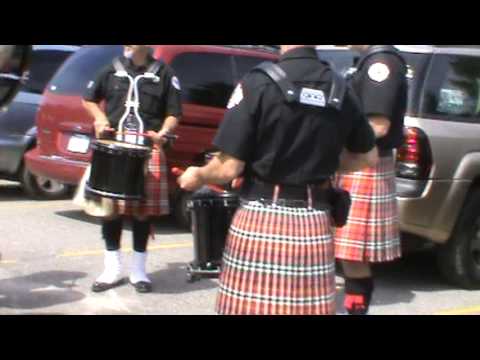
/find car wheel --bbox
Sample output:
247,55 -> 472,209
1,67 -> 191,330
174,190 -> 192,230
20,166 -> 71,200
437,189 -> 480,289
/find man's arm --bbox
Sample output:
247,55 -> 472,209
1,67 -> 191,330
338,147 -> 379,174
369,115 -> 391,139
82,100 -> 111,138
178,153 -> 245,192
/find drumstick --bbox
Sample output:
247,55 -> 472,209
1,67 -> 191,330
172,167 -> 225,194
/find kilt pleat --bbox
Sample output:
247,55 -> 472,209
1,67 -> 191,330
334,155 -> 401,263
115,147 -> 170,217
216,201 -> 335,315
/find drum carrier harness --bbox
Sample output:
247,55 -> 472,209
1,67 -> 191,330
112,57 -> 165,144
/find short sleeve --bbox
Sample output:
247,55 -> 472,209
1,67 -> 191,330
213,76 -> 259,161
83,65 -> 110,103
164,67 -> 183,118
359,54 -> 407,119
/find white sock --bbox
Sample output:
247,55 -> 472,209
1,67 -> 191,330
129,251 -> 151,284
96,250 -> 123,284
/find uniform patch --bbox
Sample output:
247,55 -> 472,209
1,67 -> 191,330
368,63 -> 390,83
172,76 -> 181,91
87,81 -> 95,89
299,88 -> 326,107
227,84 -> 244,109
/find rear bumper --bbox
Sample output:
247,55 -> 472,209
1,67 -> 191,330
24,147 -> 87,185
397,177 -> 470,244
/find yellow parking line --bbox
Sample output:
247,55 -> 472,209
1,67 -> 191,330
0,260 -> 17,265
434,305 -> 480,316
0,202 -> 72,210
58,242 -> 193,258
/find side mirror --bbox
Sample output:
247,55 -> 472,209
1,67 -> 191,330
0,45 -> 32,109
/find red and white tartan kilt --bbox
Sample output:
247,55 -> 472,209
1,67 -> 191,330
114,147 -> 170,218
215,201 -> 336,315
334,155 -> 401,263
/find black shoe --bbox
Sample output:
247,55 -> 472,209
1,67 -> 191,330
129,280 -> 152,293
91,278 -> 125,293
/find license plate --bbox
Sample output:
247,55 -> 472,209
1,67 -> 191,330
67,134 -> 90,154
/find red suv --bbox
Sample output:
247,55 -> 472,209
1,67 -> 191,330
25,45 -> 278,226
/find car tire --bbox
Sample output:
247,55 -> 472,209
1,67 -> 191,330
173,190 -> 192,231
20,165 -> 71,200
437,189 -> 480,290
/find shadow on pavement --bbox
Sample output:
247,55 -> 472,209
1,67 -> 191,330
149,262 -> 217,294
55,210 -> 189,236
0,183 -> 25,202
0,271 -> 87,310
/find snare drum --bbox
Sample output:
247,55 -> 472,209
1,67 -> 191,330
86,139 -> 151,201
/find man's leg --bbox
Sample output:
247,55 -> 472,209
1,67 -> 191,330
92,216 -> 124,292
341,261 -> 375,315
129,215 -> 152,293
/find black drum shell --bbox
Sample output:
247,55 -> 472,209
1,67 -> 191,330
188,187 -> 240,267
86,140 -> 151,201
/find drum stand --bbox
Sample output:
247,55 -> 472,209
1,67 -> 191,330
186,263 -> 221,283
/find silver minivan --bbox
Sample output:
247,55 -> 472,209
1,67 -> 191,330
317,45 -> 480,289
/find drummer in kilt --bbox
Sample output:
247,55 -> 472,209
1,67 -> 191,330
335,45 -> 408,315
83,45 -> 182,293
178,45 -> 378,315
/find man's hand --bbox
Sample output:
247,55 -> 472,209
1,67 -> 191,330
94,118 -> 112,139
177,167 -> 204,192
147,130 -> 168,146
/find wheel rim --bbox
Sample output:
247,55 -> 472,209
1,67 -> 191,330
34,175 -> 66,194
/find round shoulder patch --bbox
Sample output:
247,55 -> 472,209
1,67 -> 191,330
227,84 -> 244,110
367,63 -> 390,83
171,76 -> 181,91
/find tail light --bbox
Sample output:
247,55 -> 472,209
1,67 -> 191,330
396,127 -> 432,180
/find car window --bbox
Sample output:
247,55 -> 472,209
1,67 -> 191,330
48,45 -> 123,95
233,55 -> 270,82
170,52 -> 235,108
21,50 -> 74,95
421,54 -> 480,122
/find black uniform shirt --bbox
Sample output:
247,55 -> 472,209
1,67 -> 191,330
83,55 -> 182,131
350,46 -> 408,150
213,47 -> 376,186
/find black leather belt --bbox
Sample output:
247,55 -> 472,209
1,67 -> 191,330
240,178 -> 331,209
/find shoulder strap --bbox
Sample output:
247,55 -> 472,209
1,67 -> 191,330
328,71 -> 347,110
252,61 -> 347,109
253,62 -> 298,103
145,59 -> 165,76
113,57 -> 127,74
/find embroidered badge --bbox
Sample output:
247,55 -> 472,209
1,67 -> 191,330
172,76 -> 181,91
227,84 -> 244,109
367,63 -> 390,83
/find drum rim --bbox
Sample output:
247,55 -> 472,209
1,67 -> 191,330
92,139 -> 151,152
85,183 -> 145,201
